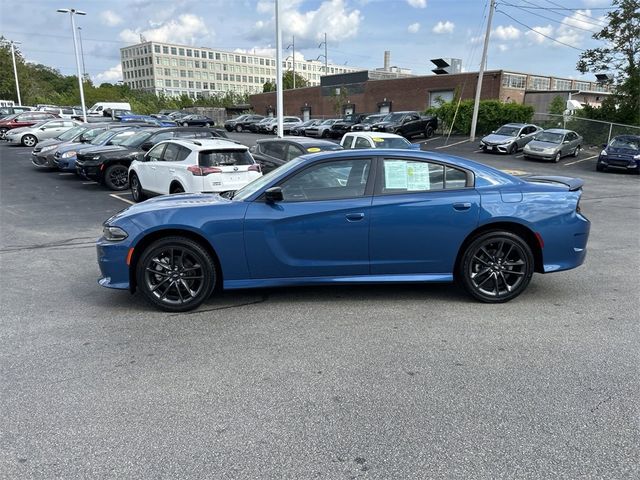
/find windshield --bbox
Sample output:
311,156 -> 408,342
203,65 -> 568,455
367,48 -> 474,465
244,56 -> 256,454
2,113 -> 19,121
91,130 -> 116,145
233,157 -> 306,201
363,115 -> 383,124
372,137 -> 412,148
534,132 -> 563,144
342,115 -> 357,122
57,126 -> 86,141
120,131 -> 153,147
383,113 -> 405,122
110,130 -> 139,145
494,126 -> 520,136
29,121 -> 50,129
321,119 -> 335,125
199,149 -> 252,166
609,137 -> 639,150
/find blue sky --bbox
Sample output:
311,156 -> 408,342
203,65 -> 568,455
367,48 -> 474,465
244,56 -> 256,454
0,0 -> 614,83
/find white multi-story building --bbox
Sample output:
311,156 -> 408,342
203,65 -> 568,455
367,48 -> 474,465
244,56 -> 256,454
120,41 -> 363,98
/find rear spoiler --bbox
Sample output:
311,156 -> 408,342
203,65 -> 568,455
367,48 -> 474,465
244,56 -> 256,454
522,175 -> 584,191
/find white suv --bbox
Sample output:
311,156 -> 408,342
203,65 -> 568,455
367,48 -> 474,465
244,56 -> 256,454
128,139 -> 262,202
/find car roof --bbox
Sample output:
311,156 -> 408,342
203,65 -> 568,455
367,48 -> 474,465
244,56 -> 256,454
544,128 -> 573,134
163,138 -> 248,151
256,137 -> 338,147
344,132 -> 404,139
611,134 -> 640,141
502,123 -> 528,127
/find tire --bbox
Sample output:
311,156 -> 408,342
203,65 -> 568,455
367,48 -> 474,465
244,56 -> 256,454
170,183 -> 184,194
182,122 -> 188,127
320,130 -> 328,138
458,230 -> 534,303
481,145 -> 488,153
553,152 -> 561,163
235,124 -> 243,132
0,128 -> 8,138
104,164 -> 129,191
272,126 -> 278,135
136,236 -> 216,312
204,123 -> 211,128
21,134 -> 37,147
130,173 -> 147,202
508,143 -> 517,154
425,126 -> 434,138
573,145 -> 581,157
596,163 -> 605,172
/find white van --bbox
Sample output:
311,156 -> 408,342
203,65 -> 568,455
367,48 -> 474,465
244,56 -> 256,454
87,102 -> 132,116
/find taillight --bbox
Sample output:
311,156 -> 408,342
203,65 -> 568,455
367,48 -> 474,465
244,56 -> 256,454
187,165 -> 222,176
248,164 -> 261,172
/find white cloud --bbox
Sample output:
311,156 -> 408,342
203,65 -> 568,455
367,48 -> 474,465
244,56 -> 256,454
554,10 -> 603,47
408,22 -> 421,34
253,0 -> 362,45
94,64 -> 122,84
525,24 -> 553,44
432,21 -> 455,34
498,44 -> 509,52
492,25 -> 521,40
100,10 -> 123,27
407,0 -> 427,7
119,14 -> 213,45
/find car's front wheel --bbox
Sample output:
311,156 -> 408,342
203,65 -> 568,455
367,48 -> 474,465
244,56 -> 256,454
130,173 -> 146,202
236,124 -> 243,132
508,143 -> 517,154
182,122 -> 189,127
104,164 -> 129,191
458,230 -> 534,303
573,145 -> 581,157
22,134 -> 37,147
553,152 -> 561,163
425,126 -> 434,138
136,236 -> 216,312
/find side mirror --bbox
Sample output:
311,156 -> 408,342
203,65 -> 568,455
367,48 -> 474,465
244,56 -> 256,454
491,130 -> 495,133
79,136 -> 89,143
249,145 -> 257,153
602,143 -> 607,149
519,134 -> 526,138
141,142 -> 153,151
40,127 -> 46,131
265,186 -> 283,203
563,140 -> 570,144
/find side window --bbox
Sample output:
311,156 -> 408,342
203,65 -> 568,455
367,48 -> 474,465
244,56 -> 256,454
342,135 -> 355,149
262,141 -> 286,159
46,121 -> 63,128
147,144 -> 165,161
286,144 -> 305,161
279,159 -> 371,202
445,166 -> 468,189
408,114 -> 419,122
354,137 -> 371,149
63,121 -> 76,127
381,159 -> 446,193
162,143 -> 181,162
153,131 -> 176,142
176,146 -> 191,162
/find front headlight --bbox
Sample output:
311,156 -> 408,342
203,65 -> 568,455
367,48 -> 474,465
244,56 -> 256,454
61,150 -> 77,158
363,126 -> 371,131
40,145 -> 57,152
92,155 -> 101,160
600,149 -> 608,156
634,154 -> 640,160
103,225 -> 128,241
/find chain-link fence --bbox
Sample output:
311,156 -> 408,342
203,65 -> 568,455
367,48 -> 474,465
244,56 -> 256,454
532,113 -> 640,147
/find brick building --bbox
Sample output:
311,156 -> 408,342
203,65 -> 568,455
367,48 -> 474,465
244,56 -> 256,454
249,70 -> 611,119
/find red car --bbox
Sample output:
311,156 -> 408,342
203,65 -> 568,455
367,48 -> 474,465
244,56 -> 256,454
0,111 -> 59,138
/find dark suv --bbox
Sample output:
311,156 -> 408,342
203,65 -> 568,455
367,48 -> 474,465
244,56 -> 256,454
75,127 -> 226,191
329,113 -> 369,139
225,114 -> 265,132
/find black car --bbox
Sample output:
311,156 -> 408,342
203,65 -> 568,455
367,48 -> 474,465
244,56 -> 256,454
179,114 -> 215,127
224,114 -> 264,132
329,113 -> 369,138
249,117 -> 273,133
290,119 -> 322,136
371,111 -> 438,139
250,137 -> 343,173
350,114 -> 386,132
596,135 -> 640,173
75,127 -> 225,191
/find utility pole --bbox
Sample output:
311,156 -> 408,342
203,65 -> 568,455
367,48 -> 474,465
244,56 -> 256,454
275,0 -> 283,138
319,33 -> 328,74
470,0 -> 495,142
287,36 -> 295,89
9,40 -> 22,106
57,8 -> 88,122
78,26 -> 87,80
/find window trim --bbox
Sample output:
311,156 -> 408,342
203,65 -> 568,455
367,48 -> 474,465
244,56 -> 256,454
373,156 -> 475,196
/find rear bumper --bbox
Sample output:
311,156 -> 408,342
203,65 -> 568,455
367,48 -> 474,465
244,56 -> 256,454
542,214 -> 591,273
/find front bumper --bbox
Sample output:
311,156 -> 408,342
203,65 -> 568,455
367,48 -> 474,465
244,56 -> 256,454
597,156 -> 640,171
523,150 -> 557,161
54,155 -> 78,171
5,134 -> 22,145
96,237 -> 132,290
31,151 -> 58,168
481,142 -> 512,153
76,163 -> 101,180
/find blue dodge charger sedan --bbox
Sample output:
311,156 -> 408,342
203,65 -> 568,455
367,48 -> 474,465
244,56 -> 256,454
97,149 -> 590,311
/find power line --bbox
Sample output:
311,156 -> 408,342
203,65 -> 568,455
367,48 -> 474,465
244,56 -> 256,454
495,9 -> 586,51
499,2 -> 613,11
500,3 -> 602,33
538,0 -> 609,25
515,0 -> 608,27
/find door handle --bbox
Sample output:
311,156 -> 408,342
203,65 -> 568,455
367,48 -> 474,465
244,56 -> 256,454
453,202 -> 472,211
345,212 -> 365,221
169,168 -> 176,173
151,165 -> 157,170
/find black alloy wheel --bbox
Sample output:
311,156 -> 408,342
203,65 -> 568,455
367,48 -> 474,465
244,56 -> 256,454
130,173 -> 146,202
0,128 -> 7,138
137,237 -> 216,311
235,124 -> 243,132
205,123 -> 211,128
182,122 -> 189,127
459,231 -> 534,303
22,134 -> 37,147
425,126 -> 434,138
104,164 -> 129,191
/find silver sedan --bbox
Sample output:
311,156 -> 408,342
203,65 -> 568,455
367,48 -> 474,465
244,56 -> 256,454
523,128 -> 583,163
5,119 -> 81,147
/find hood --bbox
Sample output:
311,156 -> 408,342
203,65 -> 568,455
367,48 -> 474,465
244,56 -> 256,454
57,142 -> 98,154
7,126 -> 30,134
527,140 -> 560,149
482,134 -> 515,144
606,146 -> 639,158
373,121 -> 394,128
108,193 -> 232,223
79,145 -> 130,156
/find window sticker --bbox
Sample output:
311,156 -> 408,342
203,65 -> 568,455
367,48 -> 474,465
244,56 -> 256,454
307,147 -> 321,153
407,162 -> 431,191
384,160 -> 408,189
372,137 -> 384,143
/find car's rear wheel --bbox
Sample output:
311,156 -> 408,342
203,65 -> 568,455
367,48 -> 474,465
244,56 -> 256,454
596,163 -> 605,172
573,145 -> 581,157
508,143 -> 517,154
104,164 -> 129,191
136,237 -> 216,312
22,134 -> 37,147
553,152 -> 561,163
235,124 -> 242,132
130,173 -> 146,202
170,183 -> 184,194
320,130 -> 328,138
0,128 -> 7,138
205,123 -> 211,128
459,231 -> 534,303
425,126 -> 434,138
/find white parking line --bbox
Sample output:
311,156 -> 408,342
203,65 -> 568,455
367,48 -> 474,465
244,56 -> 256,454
434,139 -> 470,150
564,154 -> 598,166
82,181 -> 98,185
58,173 -> 74,176
416,136 -> 442,144
109,193 -> 135,205
515,154 -> 524,158
473,149 -> 484,153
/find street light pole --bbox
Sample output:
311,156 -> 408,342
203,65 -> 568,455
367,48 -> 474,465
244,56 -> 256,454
318,33 -> 328,74
470,0 -> 495,142
275,0 -> 283,138
57,8 -> 87,122
9,41 -> 22,106
287,36 -> 295,89
78,26 -> 87,80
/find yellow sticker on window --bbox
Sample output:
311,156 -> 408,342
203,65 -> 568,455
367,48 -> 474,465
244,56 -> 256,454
372,137 -> 384,142
307,147 -> 321,153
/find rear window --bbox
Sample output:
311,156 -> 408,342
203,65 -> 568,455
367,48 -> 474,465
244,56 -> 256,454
199,149 -> 253,167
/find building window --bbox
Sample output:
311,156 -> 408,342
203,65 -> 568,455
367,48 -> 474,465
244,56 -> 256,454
194,61 -> 200,68
154,45 -> 160,53
502,73 -> 526,89
194,50 -> 200,58
528,76 -> 550,90
162,46 -> 169,54
164,68 -> 171,76
171,58 -> 177,66
173,80 -> 179,87
186,49 -> 192,57
188,81 -> 194,88
171,47 -> 177,55
180,70 -> 186,77
178,48 -> 185,56
575,81 -> 590,91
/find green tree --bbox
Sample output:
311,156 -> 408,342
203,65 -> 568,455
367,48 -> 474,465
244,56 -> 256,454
263,80 -> 275,93
577,0 -> 640,125
262,71 -> 309,92
548,95 -> 566,115
330,85 -> 349,116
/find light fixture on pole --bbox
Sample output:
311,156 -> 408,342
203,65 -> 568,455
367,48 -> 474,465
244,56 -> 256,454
318,33 -> 328,75
275,0 -> 283,138
8,40 -> 22,106
77,26 -> 87,80
57,8 -> 88,122
286,36 -> 295,89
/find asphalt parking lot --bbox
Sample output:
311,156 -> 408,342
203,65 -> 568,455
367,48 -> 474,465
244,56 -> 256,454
1,135 -> 639,478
